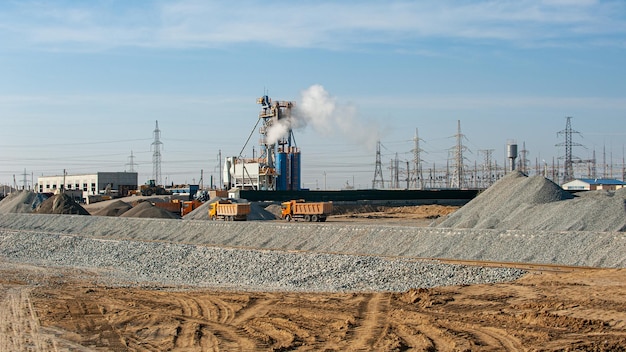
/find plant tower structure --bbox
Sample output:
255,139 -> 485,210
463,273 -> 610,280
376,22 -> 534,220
151,120 -> 163,186
556,116 -> 582,183
257,95 -> 300,191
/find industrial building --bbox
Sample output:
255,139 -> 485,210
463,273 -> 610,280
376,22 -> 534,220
223,95 -> 301,191
37,172 -> 138,200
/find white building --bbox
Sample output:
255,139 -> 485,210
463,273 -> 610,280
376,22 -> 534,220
38,172 -> 138,199
562,178 -> 626,191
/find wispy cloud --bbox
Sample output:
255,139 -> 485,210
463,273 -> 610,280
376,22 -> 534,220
0,0 -> 624,51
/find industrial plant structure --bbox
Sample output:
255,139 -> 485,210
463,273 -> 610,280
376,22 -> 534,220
223,95 -> 301,191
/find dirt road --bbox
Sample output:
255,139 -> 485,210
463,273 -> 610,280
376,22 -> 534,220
2,261 -> 625,351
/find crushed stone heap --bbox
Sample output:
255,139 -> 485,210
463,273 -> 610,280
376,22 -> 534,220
436,171 -> 626,232
0,191 -> 48,214
35,193 -> 90,215
91,200 -> 133,217
120,201 -> 181,219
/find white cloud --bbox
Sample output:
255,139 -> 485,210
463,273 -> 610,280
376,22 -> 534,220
0,0 -> 624,51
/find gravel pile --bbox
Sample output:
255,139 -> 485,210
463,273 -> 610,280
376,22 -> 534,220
34,193 -> 90,215
120,201 -> 181,219
0,230 -> 525,292
90,200 -> 132,217
0,191 -> 48,214
437,171 -> 626,232
0,213 -> 624,268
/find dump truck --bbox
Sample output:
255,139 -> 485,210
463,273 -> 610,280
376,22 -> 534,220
281,200 -> 333,222
181,200 -> 202,216
208,200 -> 250,221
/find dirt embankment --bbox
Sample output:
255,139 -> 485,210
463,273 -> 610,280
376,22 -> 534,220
2,263 -> 625,351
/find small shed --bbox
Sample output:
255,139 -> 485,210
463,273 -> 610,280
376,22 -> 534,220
562,178 -> 626,191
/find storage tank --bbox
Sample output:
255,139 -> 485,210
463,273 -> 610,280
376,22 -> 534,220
290,151 -> 301,191
276,152 -> 288,191
507,140 -> 518,172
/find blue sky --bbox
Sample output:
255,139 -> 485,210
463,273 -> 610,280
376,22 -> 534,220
1,0 -> 625,190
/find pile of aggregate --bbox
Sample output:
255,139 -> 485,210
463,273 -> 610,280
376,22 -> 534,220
120,201 -> 181,219
90,200 -> 132,217
0,230 -> 526,292
0,213 -> 624,268
34,193 -> 89,215
0,190 -> 48,214
182,198 -> 277,221
437,171 -> 626,232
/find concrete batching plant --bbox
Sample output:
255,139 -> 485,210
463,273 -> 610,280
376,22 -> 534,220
223,95 -> 301,191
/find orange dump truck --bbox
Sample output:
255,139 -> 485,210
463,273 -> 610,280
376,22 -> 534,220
181,200 -> 202,216
208,200 -> 250,221
281,200 -> 333,222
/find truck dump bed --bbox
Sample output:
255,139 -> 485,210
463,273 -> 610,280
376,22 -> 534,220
292,202 -> 333,215
218,203 -> 251,216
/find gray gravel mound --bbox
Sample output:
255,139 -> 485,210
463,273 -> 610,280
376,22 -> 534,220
436,171 -> 625,231
0,213 -> 624,268
91,200 -> 133,217
0,191 -> 48,214
120,201 -> 181,219
0,230 -> 526,292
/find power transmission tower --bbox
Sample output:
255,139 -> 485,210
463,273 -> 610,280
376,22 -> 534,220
21,168 -> 28,190
372,141 -> 385,189
478,149 -> 494,188
556,116 -> 583,183
151,120 -> 163,185
126,150 -> 137,172
518,141 -> 529,174
450,120 -> 469,189
411,128 -> 425,189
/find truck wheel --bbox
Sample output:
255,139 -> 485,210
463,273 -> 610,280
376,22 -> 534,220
285,215 -> 292,222
311,215 -> 318,222
211,215 -> 217,221
320,217 -> 327,222
304,215 -> 311,222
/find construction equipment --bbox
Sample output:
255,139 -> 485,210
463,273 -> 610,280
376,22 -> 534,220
181,200 -> 202,216
281,200 -> 333,222
139,179 -> 169,196
208,200 -> 250,221
153,199 -> 182,215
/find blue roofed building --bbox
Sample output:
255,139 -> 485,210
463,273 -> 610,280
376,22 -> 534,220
562,178 -> 626,191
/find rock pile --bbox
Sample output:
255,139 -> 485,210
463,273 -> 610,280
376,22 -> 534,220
34,193 -> 90,215
120,201 -> 181,219
437,171 -> 626,232
0,191 -> 48,214
90,200 -> 132,217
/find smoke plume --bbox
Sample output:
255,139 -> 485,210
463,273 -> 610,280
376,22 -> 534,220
265,84 -> 379,148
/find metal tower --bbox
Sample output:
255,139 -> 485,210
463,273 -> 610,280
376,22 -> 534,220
556,116 -> 582,183
450,120 -> 468,189
410,128 -> 425,189
518,141 -> 529,174
151,120 -> 163,185
372,141 -> 385,189
126,150 -> 137,172
478,149 -> 494,187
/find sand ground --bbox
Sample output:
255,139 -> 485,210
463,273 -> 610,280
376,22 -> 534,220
2,206 -> 625,351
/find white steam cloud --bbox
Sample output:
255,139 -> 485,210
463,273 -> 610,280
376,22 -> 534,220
265,84 -> 379,148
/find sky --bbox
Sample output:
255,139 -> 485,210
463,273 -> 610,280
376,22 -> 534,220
1,0 -> 625,190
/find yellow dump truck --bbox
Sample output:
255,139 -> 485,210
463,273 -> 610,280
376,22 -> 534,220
208,200 -> 250,221
281,200 -> 333,222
